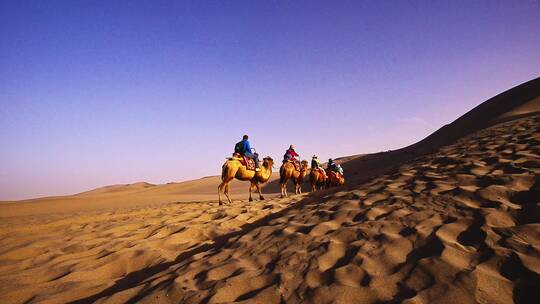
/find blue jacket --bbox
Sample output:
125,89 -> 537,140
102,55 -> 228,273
243,140 -> 251,154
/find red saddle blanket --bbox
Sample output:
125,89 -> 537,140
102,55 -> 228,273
243,156 -> 256,171
232,153 -> 256,171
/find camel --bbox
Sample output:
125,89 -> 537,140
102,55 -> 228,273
280,160 -> 309,198
218,156 -> 274,205
326,169 -> 345,187
310,168 -> 327,192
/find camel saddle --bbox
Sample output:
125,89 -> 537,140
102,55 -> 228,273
285,160 -> 301,172
315,167 -> 326,177
327,170 -> 343,180
231,153 -> 256,171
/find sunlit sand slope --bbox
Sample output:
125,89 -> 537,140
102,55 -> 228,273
0,196 -> 302,303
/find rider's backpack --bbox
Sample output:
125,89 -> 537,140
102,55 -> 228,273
234,141 -> 244,154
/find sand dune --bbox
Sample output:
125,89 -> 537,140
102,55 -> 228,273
77,182 -> 157,196
1,78 -> 539,303
0,175 -> 282,217
341,77 -> 540,186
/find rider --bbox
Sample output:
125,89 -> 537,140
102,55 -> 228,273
327,158 -> 336,171
235,135 -> 260,171
328,158 -> 344,176
311,155 -> 321,169
284,145 -> 299,162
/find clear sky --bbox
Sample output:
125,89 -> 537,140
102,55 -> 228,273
1,1 -> 539,200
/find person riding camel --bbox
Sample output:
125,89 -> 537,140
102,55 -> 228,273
283,145 -> 299,163
234,135 -> 260,171
327,158 -> 336,170
311,155 -> 321,169
328,158 -> 344,176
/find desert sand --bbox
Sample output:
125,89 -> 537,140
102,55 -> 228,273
1,78 -> 539,303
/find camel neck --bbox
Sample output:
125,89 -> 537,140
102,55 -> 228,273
258,165 -> 272,180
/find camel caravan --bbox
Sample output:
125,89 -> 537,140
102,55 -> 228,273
218,135 -> 345,205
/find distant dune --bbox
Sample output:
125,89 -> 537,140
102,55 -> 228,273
0,174 -> 282,217
0,78 -> 539,303
77,182 -> 157,196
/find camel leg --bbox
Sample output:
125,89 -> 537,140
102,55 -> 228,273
219,176 -> 234,205
255,183 -> 264,200
218,181 -> 225,205
224,183 -> 233,204
249,183 -> 254,202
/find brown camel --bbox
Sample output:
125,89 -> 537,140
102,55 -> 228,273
280,160 -> 309,198
326,169 -> 345,187
310,168 -> 327,192
218,156 -> 274,205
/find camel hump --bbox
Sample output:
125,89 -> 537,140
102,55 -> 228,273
281,160 -> 302,172
227,153 -> 243,161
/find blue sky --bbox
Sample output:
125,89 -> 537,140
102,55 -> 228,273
1,1 -> 539,200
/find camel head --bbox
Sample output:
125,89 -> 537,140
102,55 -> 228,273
262,156 -> 274,168
301,160 -> 309,169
